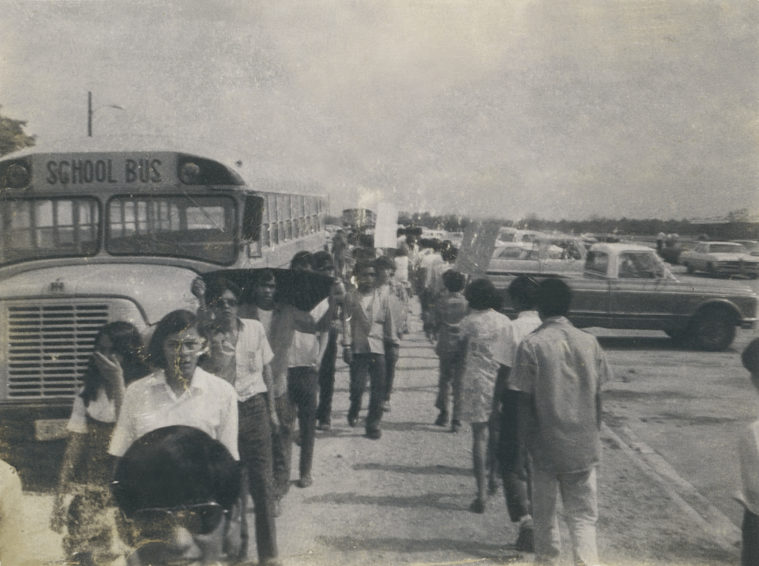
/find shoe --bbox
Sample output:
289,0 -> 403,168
450,420 -> 461,433
366,428 -> 382,440
347,415 -> 358,427
382,401 -> 391,412
434,412 -> 449,427
468,498 -> 486,514
297,474 -> 313,488
317,420 -> 331,431
514,517 -> 534,552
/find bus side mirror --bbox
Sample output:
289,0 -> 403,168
242,195 -> 263,241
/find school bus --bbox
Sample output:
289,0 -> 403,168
0,147 -> 327,486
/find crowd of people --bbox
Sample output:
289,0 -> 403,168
1,228 -> 757,566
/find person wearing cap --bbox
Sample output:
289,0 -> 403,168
111,425 -> 244,565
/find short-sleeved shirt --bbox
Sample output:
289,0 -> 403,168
506,310 -> 542,362
67,387 -> 117,433
509,316 -> 611,473
459,309 -> 514,423
108,367 -> 239,460
205,318 -> 274,401
288,300 -> 328,368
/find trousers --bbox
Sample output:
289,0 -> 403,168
287,366 -> 318,479
532,466 -> 599,566
316,327 -> 338,425
237,394 -> 278,562
348,353 -> 386,433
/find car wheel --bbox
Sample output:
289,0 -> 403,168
688,308 -> 736,351
685,263 -> 694,274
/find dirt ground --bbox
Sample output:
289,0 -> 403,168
19,298 -> 742,566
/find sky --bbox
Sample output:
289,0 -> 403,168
1,0 -> 757,221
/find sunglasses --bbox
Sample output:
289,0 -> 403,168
129,502 -> 226,535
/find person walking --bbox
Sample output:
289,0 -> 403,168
197,277 -> 280,565
431,269 -> 468,431
51,321 -> 149,566
313,251 -> 346,431
458,278 -> 514,513
510,278 -> 611,566
343,260 -> 397,439
491,275 -> 542,552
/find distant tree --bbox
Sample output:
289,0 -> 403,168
0,106 -> 35,156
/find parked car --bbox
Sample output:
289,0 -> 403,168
492,243 -> 758,351
680,241 -> 759,278
488,239 -> 586,276
733,240 -> 759,257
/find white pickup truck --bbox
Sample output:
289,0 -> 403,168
493,243 -> 758,351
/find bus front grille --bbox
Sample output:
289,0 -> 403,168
6,303 -> 110,399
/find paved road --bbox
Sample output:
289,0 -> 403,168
599,269 -> 759,527
21,296 -> 742,565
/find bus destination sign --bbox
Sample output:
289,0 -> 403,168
38,153 -> 172,186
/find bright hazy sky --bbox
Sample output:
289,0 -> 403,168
1,0 -> 757,220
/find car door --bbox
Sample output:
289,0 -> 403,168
567,250 -> 612,328
609,251 -> 685,330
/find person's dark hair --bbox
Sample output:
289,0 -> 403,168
80,321 -> 149,407
536,278 -> 572,318
742,338 -> 759,374
290,250 -> 313,270
465,278 -> 499,311
113,426 -> 240,516
204,277 -> 242,306
148,310 -> 198,370
353,260 -> 375,276
441,246 -> 458,263
256,268 -> 276,286
374,255 -> 395,272
358,233 -> 374,248
442,269 -> 466,293
508,275 -> 540,311
312,251 -> 334,272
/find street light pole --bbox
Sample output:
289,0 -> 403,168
87,91 -> 124,137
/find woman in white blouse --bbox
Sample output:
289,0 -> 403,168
50,321 -> 149,565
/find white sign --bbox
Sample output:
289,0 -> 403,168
374,202 -> 398,249
454,220 -> 500,277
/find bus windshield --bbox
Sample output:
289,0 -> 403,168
0,198 -> 100,264
107,195 -> 238,264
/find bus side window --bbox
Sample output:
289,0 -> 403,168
242,195 -> 263,242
